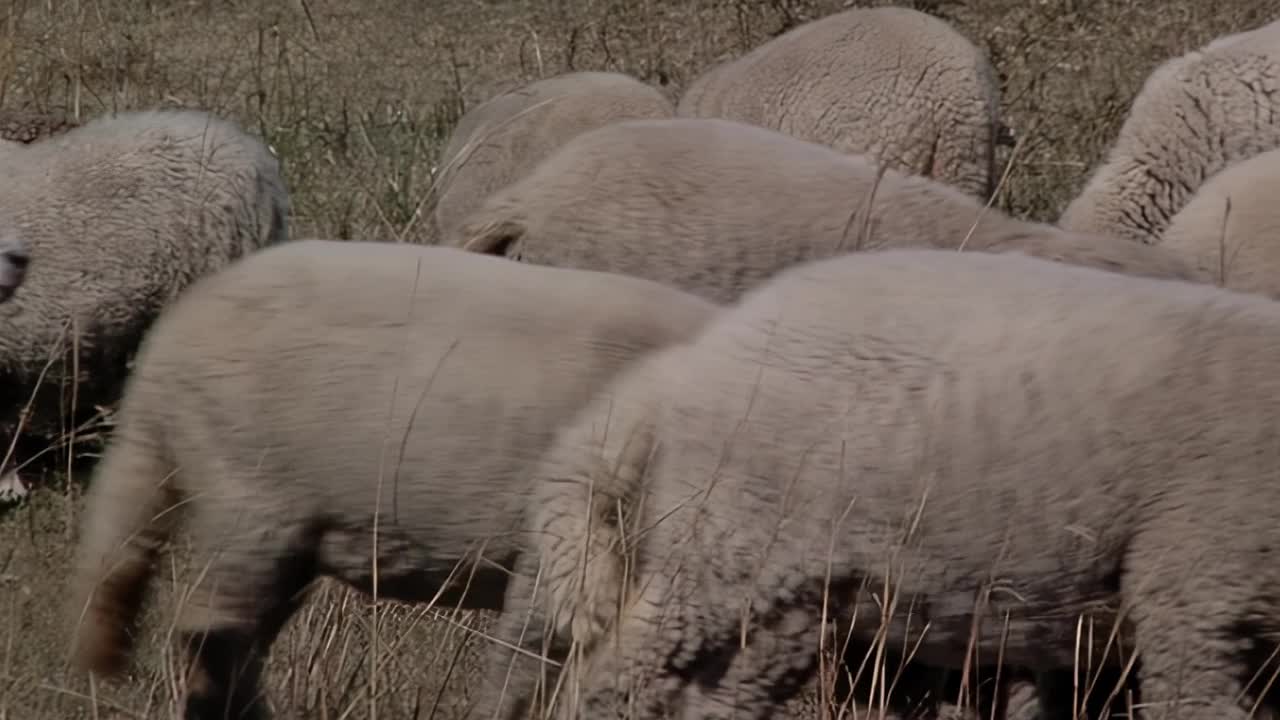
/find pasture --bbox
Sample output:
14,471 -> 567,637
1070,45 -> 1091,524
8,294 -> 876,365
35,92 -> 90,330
0,0 -> 1275,718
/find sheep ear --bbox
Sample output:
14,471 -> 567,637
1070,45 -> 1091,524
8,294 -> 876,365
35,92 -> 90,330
460,219 -> 525,256
613,419 -> 658,488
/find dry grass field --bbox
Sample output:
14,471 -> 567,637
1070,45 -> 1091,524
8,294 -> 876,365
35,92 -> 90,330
2,0 -> 1279,718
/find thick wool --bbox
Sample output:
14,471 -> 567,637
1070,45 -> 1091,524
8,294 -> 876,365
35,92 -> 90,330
0,109 -> 290,467
1058,18 -> 1280,245
1159,147 -> 1280,299
67,240 -> 716,720
433,71 -> 674,241
450,117 -> 1207,305
503,248 -> 1280,720
676,6 -> 1002,198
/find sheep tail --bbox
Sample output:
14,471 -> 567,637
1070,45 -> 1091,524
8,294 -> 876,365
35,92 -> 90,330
68,402 -> 179,678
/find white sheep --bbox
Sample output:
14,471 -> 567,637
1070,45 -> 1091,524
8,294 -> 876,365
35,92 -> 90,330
675,6 -> 1003,199
504,247 -> 1280,720
449,117 -> 1207,305
0,109 -> 290,497
1158,147 -> 1280,299
432,71 -> 674,241
1058,18 -> 1280,245
66,239 -> 717,720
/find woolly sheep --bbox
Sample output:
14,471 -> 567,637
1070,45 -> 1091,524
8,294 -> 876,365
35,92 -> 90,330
0,109 -> 290,494
0,229 -> 28,303
1158,147 -> 1280,299
449,117 -> 1207,305
675,6 -> 1003,198
1058,18 -> 1280,245
433,71 -> 674,241
67,240 -> 717,720
498,248 -> 1280,720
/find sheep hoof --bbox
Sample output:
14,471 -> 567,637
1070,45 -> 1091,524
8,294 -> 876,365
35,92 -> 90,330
0,469 -> 28,505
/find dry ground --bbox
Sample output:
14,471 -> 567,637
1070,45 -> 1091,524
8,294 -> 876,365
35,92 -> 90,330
2,0 -> 1279,718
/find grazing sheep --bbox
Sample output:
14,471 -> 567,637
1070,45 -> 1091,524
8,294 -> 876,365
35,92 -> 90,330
433,71 -> 674,241
1058,18 -> 1280,245
500,247 -> 1280,720
1159,147 -> 1280,299
0,229 -> 28,303
0,109 -> 289,494
675,6 -> 1002,198
450,117 -> 1207,305
0,108 -> 78,144
67,240 -> 717,720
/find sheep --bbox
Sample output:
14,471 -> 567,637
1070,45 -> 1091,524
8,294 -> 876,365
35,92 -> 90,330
448,117 -> 1208,305
66,239 -> 718,720
0,109 -> 290,497
675,6 -> 1003,199
491,247 -> 1280,720
1158,147 -> 1280,299
433,71 -> 675,242
1058,18 -> 1280,245
0,229 -> 28,304
0,108 -> 78,144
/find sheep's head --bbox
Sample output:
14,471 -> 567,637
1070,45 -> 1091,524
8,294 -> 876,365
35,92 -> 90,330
0,231 -> 29,303
537,414 -> 660,653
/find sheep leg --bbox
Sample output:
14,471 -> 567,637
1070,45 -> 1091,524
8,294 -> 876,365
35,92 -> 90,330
1122,534 -> 1253,720
807,581 -> 1011,720
1033,662 -> 1135,720
173,506 -> 318,720
1033,669 -> 1082,720
836,635 -> 999,719
179,627 -> 275,720
472,549 -> 569,720
176,565 -> 313,720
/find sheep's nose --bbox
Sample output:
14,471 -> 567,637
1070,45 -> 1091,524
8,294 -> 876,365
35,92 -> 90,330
4,250 -> 28,271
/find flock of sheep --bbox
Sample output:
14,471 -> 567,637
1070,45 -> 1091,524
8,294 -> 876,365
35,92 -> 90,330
0,4 -> 1278,720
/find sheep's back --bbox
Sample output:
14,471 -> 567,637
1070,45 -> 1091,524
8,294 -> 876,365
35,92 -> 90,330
624,249 -> 1280,666
433,71 -> 674,241
675,6 -> 1000,197
455,117 -> 1202,303
1159,147 -> 1280,297
122,240 -> 716,556
1058,18 -> 1280,244
0,110 -> 289,435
